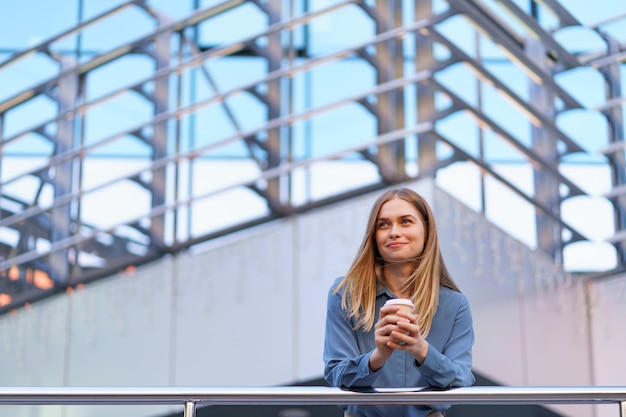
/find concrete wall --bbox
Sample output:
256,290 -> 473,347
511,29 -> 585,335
0,179 -> 624,417
435,188 -> 624,417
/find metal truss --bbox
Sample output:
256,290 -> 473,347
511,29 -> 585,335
0,0 -> 624,313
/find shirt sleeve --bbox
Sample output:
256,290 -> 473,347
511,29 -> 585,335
323,281 -> 381,388
415,293 -> 475,388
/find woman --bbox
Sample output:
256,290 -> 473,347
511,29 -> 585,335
323,187 -> 475,417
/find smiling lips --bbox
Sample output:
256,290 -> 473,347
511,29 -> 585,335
387,242 -> 406,248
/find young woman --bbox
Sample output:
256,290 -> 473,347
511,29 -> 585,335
323,187 -> 475,417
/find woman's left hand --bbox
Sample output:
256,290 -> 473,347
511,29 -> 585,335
387,310 -> 429,363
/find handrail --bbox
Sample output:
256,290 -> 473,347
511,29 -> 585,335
0,386 -> 625,417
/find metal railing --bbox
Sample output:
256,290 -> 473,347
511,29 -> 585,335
1,386 -> 625,417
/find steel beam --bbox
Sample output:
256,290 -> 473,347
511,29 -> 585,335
371,0 -> 406,183
527,38 -> 562,261
149,17 -> 172,249
48,56 -> 77,283
415,0 -> 438,177
600,34 -> 626,265
262,0 -> 286,215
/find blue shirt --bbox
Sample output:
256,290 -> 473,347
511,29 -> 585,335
323,277 -> 475,417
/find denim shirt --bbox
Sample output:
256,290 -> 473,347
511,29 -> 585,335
323,277 -> 475,417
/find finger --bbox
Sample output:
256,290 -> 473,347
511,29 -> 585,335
378,324 -> 397,337
396,320 -> 415,332
380,313 -> 402,326
388,332 -> 413,348
380,305 -> 402,317
395,310 -> 416,321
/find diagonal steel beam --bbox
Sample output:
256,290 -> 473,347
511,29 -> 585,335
495,0 -> 580,69
535,0 -> 583,28
446,0 -> 584,110
429,78 -> 587,200
425,27 -> 585,156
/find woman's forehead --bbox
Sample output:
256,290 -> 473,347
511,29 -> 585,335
378,198 -> 419,216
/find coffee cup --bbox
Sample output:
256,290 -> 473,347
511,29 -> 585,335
384,298 -> 414,314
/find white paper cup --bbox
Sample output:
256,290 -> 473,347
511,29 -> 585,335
384,298 -> 414,314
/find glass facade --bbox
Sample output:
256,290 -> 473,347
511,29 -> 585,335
1,0 -> 625,313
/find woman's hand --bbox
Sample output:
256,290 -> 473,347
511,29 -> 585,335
388,309 -> 429,364
369,305 -> 409,370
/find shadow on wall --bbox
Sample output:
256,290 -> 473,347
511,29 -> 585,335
161,373 -> 564,417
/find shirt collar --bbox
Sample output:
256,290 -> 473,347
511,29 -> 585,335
376,284 -> 397,300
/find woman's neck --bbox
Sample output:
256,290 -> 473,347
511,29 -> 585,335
383,262 -> 415,298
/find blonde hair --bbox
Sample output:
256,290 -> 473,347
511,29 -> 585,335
334,187 -> 460,337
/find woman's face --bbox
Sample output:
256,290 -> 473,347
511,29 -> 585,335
375,197 -> 426,264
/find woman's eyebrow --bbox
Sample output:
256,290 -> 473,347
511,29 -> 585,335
377,214 -> 416,221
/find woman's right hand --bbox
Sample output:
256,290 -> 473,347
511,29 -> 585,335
369,305 -> 404,371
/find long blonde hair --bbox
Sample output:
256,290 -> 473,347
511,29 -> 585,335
334,187 -> 460,337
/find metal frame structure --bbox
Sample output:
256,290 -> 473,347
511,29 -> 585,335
0,0 -> 625,313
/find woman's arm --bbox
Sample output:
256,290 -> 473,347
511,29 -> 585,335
323,284 -> 381,388
415,294 -> 475,388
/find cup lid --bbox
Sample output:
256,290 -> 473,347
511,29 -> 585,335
384,298 -> 414,308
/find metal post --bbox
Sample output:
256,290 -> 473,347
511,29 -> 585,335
602,35 -> 626,268
415,0 -> 437,176
265,0 -> 284,214
183,400 -> 196,417
151,16 -> 171,249
526,37 -> 561,263
375,0 -> 406,183
49,55 -> 77,284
